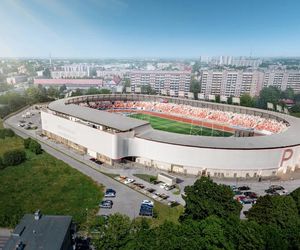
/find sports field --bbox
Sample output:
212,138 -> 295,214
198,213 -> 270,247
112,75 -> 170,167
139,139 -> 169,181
129,113 -> 232,137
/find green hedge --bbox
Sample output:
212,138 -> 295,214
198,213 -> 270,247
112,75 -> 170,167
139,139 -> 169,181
24,138 -> 42,154
2,149 -> 26,166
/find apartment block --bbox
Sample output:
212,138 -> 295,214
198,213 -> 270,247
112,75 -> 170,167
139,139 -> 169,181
130,70 -> 191,95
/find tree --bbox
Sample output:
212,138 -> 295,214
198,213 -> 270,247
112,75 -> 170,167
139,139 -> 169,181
180,177 -> 242,222
290,187 -> 300,215
240,94 -> 254,107
86,87 -> 100,95
123,79 -> 131,93
256,86 -> 281,109
247,195 -> 298,229
280,87 -> 294,100
192,61 -> 201,73
0,128 -> 14,139
93,214 -> 132,250
29,139 -> 42,154
2,149 -> 26,166
247,195 -> 300,249
59,84 -> 67,93
43,68 -> 51,78
47,86 -> 60,98
71,89 -> 83,97
215,95 -> 220,103
98,89 -> 111,94
189,77 -> 200,99
141,85 -> 156,95
24,138 -> 31,149
290,103 -> 300,113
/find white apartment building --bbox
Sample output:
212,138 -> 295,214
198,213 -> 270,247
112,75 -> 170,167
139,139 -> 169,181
200,70 -> 300,97
130,70 -> 191,95
51,64 -> 90,79
200,56 -> 262,67
200,70 -> 263,97
263,70 -> 300,93
6,75 -> 28,84
96,70 -> 129,78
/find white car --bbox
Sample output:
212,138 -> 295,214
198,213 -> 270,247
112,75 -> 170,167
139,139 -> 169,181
124,178 -> 135,184
160,183 -> 168,189
142,200 -> 154,206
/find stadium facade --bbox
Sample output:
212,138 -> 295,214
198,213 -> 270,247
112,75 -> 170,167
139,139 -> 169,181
41,94 -> 300,178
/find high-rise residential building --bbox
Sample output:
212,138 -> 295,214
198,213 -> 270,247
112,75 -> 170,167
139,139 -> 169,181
200,69 -> 300,97
200,56 -> 262,67
200,70 -> 263,97
262,70 -> 300,93
130,70 -> 191,96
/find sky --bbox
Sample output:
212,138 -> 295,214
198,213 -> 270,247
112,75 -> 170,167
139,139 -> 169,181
1,0 -> 300,58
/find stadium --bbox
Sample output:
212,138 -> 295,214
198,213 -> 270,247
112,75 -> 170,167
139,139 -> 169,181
41,94 -> 300,178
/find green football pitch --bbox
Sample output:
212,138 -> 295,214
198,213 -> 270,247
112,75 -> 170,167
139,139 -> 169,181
129,113 -> 232,137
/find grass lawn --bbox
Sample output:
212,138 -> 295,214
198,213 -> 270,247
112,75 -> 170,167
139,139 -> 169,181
129,113 -> 232,137
291,112 -> 300,118
136,202 -> 184,227
133,173 -> 157,183
0,136 -> 24,155
153,202 -> 184,225
0,138 -> 103,228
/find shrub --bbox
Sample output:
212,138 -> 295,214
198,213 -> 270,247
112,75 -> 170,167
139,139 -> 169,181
3,129 -> 15,137
0,157 -> 4,170
29,139 -> 42,155
0,129 -> 15,139
2,149 -> 26,166
24,138 -> 32,149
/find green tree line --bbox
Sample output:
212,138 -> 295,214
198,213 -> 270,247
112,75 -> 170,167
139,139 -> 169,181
91,177 -> 300,250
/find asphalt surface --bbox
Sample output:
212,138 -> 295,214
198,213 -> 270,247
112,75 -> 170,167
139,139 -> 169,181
4,108 -> 149,219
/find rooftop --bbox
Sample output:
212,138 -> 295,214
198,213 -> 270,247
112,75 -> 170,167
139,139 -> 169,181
4,213 -> 72,250
48,99 -> 150,132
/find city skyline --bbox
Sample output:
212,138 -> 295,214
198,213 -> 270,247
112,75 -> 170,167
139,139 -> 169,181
1,0 -> 300,58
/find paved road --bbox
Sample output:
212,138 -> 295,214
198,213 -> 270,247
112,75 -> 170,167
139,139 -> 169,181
0,228 -> 11,250
4,109 -> 149,219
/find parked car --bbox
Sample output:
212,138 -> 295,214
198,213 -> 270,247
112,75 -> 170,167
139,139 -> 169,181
146,188 -> 156,193
164,185 -> 175,191
124,178 -> 135,184
269,185 -> 285,190
152,180 -> 161,185
139,201 -> 154,216
139,207 -> 153,216
240,198 -> 256,204
242,191 -> 258,199
133,183 -> 145,189
238,186 -> 251,191
105,189 -> 116,198
99,200 -> 113,209
142,200 -> 154,206
265,188 -> 280,196
159,193 -> 169,199
160,183 -> 168,189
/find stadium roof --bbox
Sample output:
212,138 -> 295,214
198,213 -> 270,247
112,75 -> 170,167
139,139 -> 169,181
4,213 -> 72,250
47,94 -> 300,149
48,99 -> 149,131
